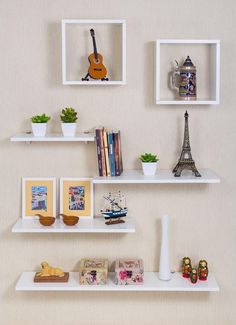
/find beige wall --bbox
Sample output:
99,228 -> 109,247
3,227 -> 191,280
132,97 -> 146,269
1,0 -> 236,324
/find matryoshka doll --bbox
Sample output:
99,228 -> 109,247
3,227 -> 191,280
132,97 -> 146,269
190,268 -> 198,284
198,260 -> 208,281
182,257 -> 192,278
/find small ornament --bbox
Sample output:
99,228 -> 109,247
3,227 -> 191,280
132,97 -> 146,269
182,257 -> 192,278
171,56 -> 197,100
198,260 -> 208,281
173,111 -> 201,177
101,191 -> 128,225
34,261 -> 69,283
190,268 -> 198,284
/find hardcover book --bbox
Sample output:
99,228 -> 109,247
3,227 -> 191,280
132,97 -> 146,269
108,131 -> 115,176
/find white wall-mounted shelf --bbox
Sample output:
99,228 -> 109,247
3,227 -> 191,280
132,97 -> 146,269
10,133 -> 95,143
93,169 -> 220,184
15,271 -> 219,292
62,19 -> 126,85
12,217 -> 135,234
155,39 -> 220,105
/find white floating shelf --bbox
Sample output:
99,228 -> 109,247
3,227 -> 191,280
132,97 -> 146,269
93,169 -> 220,184
12,217 -> 135,234
10,133 -> 95,143
155,39 -> 220,105
16,272 -> 219,292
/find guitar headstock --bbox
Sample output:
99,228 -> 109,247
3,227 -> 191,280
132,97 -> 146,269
90,29 -> 95,37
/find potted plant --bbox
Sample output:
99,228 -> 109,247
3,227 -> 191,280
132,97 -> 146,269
31,114 -> 50,137
60,107 -> 78,137
139,153 -> 159,176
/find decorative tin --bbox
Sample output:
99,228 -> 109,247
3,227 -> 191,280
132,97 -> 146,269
115,259 -> 144,285
171,56 -> 197,100
79,258 -> 108,285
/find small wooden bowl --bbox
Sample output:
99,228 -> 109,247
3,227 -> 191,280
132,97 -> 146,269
39,216 -> 55,226
63,215 -> 79,226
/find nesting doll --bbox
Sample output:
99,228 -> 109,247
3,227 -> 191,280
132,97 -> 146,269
198,260 -> 208,281
190,268 -> 198,284
182,257 -> 192,278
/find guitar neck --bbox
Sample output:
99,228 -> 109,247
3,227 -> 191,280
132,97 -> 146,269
92,36 -> 98,60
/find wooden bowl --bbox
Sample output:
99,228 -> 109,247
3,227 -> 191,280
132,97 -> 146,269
39,216 -> 55,226
63,215 -> 79,226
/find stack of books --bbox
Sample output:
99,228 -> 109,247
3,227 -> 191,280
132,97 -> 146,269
95,128 -> 123,177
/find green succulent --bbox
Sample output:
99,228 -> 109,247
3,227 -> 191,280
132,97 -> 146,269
139,153 -> 159,163
60,107 -> 78,123
31,114 -> 50,123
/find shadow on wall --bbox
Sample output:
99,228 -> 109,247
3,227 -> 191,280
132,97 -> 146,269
47,22 -> 62,87
144,42 -> 155,107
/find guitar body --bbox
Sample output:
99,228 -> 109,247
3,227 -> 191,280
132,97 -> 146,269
88,53 -> 107,80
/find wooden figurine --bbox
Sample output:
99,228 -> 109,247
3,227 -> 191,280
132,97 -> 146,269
34,262 -> 69,283
190,268 -> 198,284
198,260 -> 208,281
182,257 -> 192,278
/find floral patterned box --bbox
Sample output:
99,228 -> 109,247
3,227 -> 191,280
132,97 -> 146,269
79,258 -> 108,285
115,259 -> 144,285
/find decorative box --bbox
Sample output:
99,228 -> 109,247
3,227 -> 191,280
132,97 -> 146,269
79,258 -> 108,285
115,259 -> 144,285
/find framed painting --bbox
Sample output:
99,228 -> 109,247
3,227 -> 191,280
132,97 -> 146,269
60,178 -> 93,219
22,178 -> 56,219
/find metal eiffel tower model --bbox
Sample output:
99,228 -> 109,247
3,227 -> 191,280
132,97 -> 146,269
173,111 -> 201,177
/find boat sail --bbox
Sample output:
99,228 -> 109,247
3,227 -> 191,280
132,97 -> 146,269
101,191 -> 128,225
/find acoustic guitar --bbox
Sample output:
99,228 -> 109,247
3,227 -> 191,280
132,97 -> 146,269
82,29 -> 108,81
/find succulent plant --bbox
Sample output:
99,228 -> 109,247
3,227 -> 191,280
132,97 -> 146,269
139,153 -> 159,163
60,107 -> 78,123
31,114 -> 50,123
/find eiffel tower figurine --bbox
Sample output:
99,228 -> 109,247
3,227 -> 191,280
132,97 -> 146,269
173,111 -> 201,177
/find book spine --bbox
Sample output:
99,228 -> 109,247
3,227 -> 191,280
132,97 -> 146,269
113,132 -> 120,176
95,129 -> 103,176
98,128 -> 107,176
118,130 -> 123,174
108,132 -> 115,176
103,130 -> 111,177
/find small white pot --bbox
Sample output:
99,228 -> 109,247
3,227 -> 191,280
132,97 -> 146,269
31,123 -> 47,137
61,122 -> 77,137
142,162 -> 158,176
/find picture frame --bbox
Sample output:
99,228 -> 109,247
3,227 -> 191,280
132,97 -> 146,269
60,178 -> 93,219
22,177 -> 56,219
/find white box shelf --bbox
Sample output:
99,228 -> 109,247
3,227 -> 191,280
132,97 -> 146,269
62,19 -> 126,85
93,169 -> 220,184
10,132 -> 95,143
16,271 -> 219,292
12,217 -> 135,234
155,39 -> 220,105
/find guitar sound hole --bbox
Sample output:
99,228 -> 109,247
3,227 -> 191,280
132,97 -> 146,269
93,58 -> 100,64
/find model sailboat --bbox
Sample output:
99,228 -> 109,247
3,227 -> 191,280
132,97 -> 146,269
101,191 -> 128,225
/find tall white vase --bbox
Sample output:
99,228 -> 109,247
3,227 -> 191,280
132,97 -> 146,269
158,214 -> 171,281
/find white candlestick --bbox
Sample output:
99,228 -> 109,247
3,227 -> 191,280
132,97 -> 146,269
158,214 -> 171,281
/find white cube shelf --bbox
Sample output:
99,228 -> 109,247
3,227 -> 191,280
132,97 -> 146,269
155,39 -> 220,105
62,19 -> 126,85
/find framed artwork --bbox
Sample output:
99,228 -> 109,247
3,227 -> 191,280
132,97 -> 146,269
22,178 -> 56,218
60,178 -> 93,219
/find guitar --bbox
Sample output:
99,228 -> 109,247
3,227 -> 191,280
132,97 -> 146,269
86,29 -> 108,80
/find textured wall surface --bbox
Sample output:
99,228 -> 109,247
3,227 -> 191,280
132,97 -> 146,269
1,0 -> 236,324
